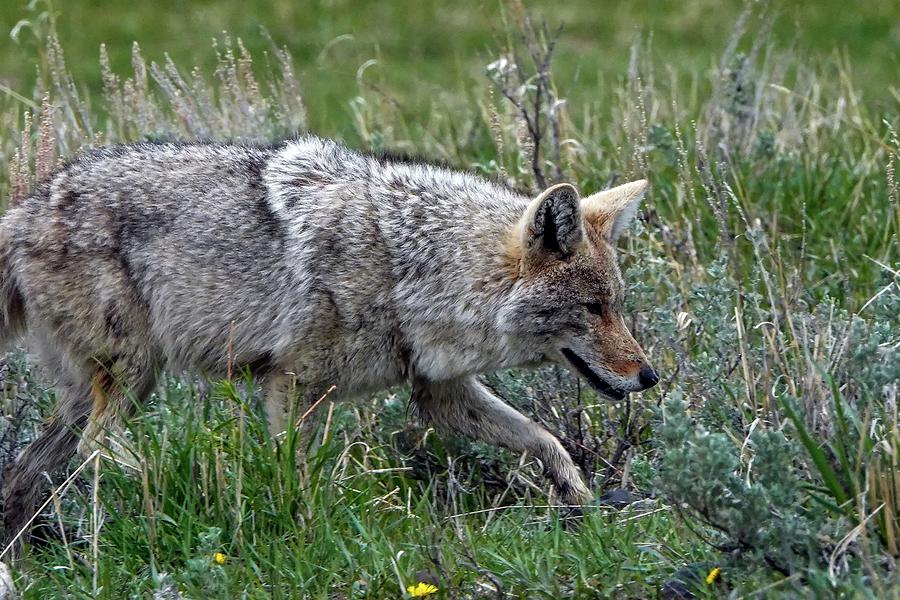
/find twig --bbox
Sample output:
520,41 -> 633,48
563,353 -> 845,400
92,450 -> 101,595
0,82 -> 39,110
445,503 -> 601,520
487,13 -> 564,190
0,449 -> 101,560
295,384 -> 337,426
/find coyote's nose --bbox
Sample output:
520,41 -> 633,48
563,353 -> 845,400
638,365 -> 659,390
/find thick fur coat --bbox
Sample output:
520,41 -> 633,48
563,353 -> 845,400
0,136 -> 658,544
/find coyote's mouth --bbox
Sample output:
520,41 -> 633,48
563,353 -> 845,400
561,348 -> 628,401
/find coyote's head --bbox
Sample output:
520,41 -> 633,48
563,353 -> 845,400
501,181 -> 658,400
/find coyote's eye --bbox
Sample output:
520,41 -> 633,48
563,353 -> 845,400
583,302 -> 604,316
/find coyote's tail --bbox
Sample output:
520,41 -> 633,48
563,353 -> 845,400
0,223 -> 25,348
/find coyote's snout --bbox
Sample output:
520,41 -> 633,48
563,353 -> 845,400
0,137 -> 657,548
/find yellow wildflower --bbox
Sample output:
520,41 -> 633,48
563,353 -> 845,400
705,566 -> 721,584
213,552 -> 227,565
406,581 -> 438,597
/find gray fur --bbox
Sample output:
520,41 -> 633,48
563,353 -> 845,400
0,136 -> 657,545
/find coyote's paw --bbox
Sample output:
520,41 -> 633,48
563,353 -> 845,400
559,488 -> 652,529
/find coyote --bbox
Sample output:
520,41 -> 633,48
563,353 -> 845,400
0,136 -> 657,542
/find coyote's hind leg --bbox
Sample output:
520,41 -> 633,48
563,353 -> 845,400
2,347 -> 158,550
77,354 -> 158,470
1,372 -> 92,550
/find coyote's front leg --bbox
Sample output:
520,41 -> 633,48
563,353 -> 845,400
411,376 -> 592,504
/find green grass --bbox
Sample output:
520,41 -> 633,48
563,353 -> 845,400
17,376 -> 715,598
1,0 -> 898,134
1,0 -> 898,598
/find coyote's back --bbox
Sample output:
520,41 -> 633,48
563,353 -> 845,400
3,143 -> 297,370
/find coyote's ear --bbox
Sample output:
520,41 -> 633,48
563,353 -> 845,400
520,183 -> 583,263
581,179 -> 648,242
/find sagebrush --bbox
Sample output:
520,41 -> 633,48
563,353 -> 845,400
0,1 -> 897,597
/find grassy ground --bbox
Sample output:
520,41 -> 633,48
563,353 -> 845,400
1,0 -> 898,134
0,0 -> 898,598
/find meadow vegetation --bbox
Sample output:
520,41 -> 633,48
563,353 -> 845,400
0,0 -> 897,597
